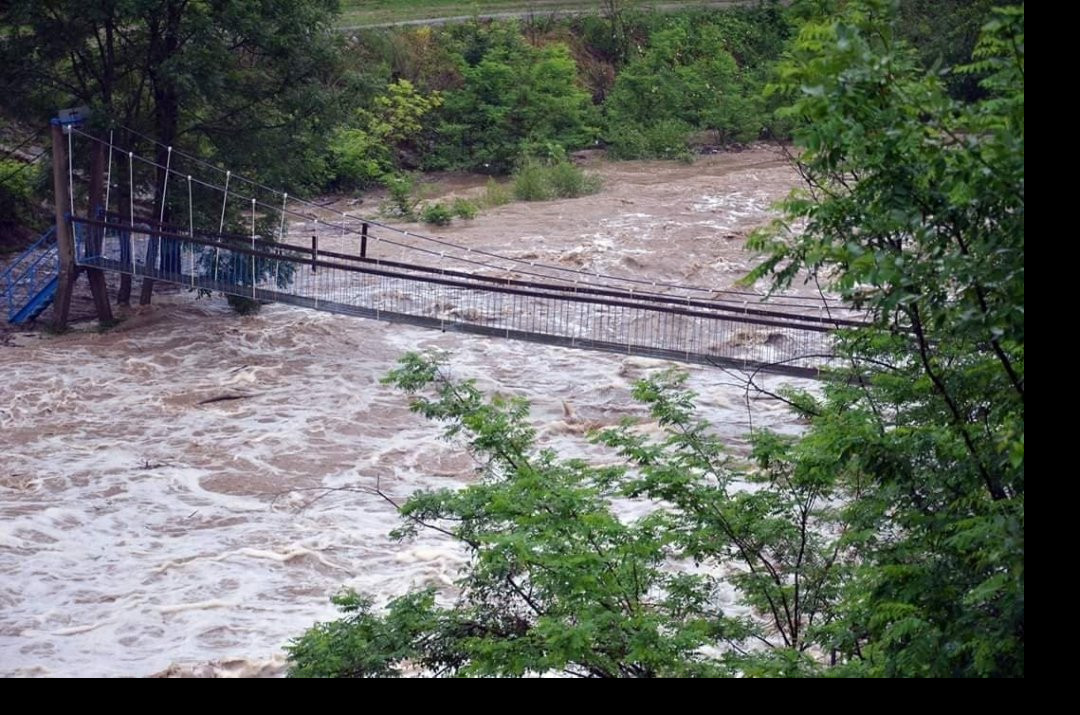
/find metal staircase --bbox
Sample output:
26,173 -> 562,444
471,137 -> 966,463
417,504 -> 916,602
2,226 -> 59,324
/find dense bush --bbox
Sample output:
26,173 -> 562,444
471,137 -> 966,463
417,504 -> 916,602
0,158 -> 39,231
420,202 -> 453,226
423,32 -> 599,173
513,160 -> 601,201
511,161 -> 552,201
451,197 -> 478,220
604,17 -> 771,149
606,119 -> 693,161
546,159 -> 603,198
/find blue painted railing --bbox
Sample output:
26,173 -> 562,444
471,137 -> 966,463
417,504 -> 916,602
1,226 -> 59,324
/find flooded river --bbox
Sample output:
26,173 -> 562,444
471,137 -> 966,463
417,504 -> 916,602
1,148 -> 814,676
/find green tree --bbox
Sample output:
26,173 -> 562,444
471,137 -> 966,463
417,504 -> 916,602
288,355 -> 841,678
748,0 -> 1024,676
895,0 -> 1006,102
1,0 -> 346,191
289,1 -> 1023,677
603,12 -> 788,157
425,26 -> 598,173
1,0 -> 349,304
330,79 -> 443,189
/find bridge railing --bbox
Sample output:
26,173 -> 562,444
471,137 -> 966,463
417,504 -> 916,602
74,216 -> 842,377
2,226 -> 59,322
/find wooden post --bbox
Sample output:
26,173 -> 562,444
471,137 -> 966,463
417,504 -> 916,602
311,235 -> 318,273
50,121 -> 75,331
86,142 -> 114,323
361,222 -> 368,259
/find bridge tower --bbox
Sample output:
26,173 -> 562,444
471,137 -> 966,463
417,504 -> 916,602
51,109 -> 113,330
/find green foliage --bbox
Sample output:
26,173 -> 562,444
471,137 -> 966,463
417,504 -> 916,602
749,0 -> 1024,677
420,202 -> 453,226
603,9 -> 790,148
605,119 -> 693,161
289,354 -> 845,677
606,22 -> 740,128
425,29 -> 600,173
450,197 -> 478,220
513,160 -> 601,201
480,178 -> 513,208
329,129 -> 387,190
0,159 -> 34,203
381,174 -> 421,220
511,161 -> 553,201
330,79 -> 443,189
0,157 -> 41,228
288,589 -> 446,678
895,0 -> 1003,102
546,160 -> 603,198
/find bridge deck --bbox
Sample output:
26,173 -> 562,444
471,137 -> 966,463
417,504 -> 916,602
73,216 -> 842,377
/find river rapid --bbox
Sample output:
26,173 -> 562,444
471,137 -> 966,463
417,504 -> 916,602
1,148 -> 813,677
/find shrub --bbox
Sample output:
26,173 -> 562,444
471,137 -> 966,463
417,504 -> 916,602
0,158 -> 40,227
606,120 -> 693,161
329,128 -> 389,190
420,202 -> 453,226
512,161 -> 553,201
547,160 -> 602,198
513,160 -> 602,201
451,197 -> 478,220
382,174 -> 420,220
481,178 -> 513,208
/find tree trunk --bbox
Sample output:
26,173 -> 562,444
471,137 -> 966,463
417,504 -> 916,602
140,1 -> 183,305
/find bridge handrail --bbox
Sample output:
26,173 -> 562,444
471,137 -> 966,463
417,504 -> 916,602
89,214 -> 866,329
74,215 -> 846,334
77,126 -> 841,306
0,226 -> 57,282
2,226 -> 58,320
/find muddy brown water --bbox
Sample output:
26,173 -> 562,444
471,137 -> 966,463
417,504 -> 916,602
306,148 -> 805,296
1,148 -> 817,677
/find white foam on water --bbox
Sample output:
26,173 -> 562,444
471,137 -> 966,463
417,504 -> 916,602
1,150 -> 819,676
1,299 -> 809,676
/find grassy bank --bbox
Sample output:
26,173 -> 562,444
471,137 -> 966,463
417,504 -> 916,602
337,0 -> 747,27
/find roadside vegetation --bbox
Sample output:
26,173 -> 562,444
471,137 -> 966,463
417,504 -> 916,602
336,1 -> 749,28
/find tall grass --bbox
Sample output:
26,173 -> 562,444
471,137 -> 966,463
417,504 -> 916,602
512,160 -> 602,201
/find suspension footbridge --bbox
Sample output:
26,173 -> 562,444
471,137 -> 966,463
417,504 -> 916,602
2,117 -> 860,377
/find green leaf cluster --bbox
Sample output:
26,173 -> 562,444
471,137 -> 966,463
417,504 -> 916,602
330,79 -> 443,189
747,0 -> 1024,677
288,356 -> 846,678
291,1 -> 1024,678
425,33 -> 600,173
